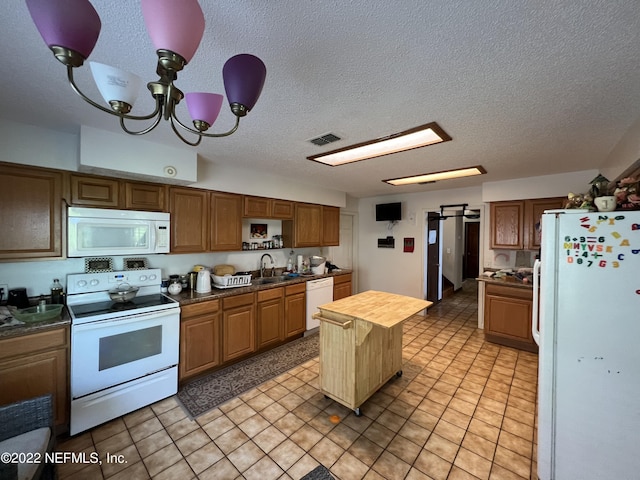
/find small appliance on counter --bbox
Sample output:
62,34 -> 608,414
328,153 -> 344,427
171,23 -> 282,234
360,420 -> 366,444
7,288 -> 30,309
195,268 -> 212,293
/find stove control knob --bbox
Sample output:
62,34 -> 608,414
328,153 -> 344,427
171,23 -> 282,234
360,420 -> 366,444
148,274 -> 157,281
77,280 -> 87,288
139,275 -> 148,282
90,279 -> 99,286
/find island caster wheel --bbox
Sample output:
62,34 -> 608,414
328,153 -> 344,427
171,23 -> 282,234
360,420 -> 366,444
354,407 -> 362,417
396,370 -> 403,378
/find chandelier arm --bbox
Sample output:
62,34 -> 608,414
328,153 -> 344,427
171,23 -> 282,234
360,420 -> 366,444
119,112 -> 163,136
171,111 -> 241,138
169,117 -> 203,146
66,65 -> 162,121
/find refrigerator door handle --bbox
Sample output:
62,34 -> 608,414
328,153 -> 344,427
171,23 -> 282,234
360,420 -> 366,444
532,259 -> 541,345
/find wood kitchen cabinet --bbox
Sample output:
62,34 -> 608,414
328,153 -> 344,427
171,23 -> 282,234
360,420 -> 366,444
322,206 -> 340,246
490,201 -> 524,249
179,300 -> 220,382
490,197 -> 565,250
169,187 -> 210,253
524,197 -> 565,249
210,192 -> 243,251
484,282 -> 537,352
243,196 -> 294,220
0,326 -> 69,429
333,273 -> 353,300
70,173 -> 167,211
257,287 -> 284,349
0,163 -> 63,260
282,203 -> 340,248
284,283 -> 306,338
222,293 -> 256,362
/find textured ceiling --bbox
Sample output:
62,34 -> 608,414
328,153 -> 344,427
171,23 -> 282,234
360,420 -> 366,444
2,1 -> 640,198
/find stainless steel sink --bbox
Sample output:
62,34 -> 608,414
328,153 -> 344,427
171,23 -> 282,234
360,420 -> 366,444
252,275 -> 292,285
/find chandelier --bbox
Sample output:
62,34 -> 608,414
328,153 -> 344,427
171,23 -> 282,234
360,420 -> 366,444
25,0 -> 267,146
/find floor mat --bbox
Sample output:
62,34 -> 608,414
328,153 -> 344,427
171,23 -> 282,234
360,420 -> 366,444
301,465 -> 335,480
177,332 -> 319,418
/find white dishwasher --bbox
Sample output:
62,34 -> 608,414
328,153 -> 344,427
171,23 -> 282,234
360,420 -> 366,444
306,277 -> 334,331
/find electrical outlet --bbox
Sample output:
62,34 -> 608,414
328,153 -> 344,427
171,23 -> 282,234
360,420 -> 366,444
0,284 -> 8,299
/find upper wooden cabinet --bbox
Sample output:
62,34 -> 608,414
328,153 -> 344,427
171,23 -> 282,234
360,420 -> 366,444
322,206 -> 340,246
169,187 -> 210,253
490,201 -> 524,249
243,196 -> 293,219
283,203 -> 340,248
524,197 -> 565,249
124,182 -> 166,211
70,173 -> 166,211
211,193 -> 242,251
490,197 -> 565,250
0,163 -> 63,260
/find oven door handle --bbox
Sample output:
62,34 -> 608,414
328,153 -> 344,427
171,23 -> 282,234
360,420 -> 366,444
73,308 -> 179,331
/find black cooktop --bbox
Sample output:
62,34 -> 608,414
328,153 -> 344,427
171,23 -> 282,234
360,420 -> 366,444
69,294 -> 176,319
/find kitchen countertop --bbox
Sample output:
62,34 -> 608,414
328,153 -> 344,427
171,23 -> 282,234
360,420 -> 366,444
0,307 -> 71,339
476,276 -> 534,290
168,269 -> 353,306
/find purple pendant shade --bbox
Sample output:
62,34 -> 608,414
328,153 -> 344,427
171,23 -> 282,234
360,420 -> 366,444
223,54 -> 267,112
185,92 -> 224,125
25,0 -> 101,60
141,0 -> 205,64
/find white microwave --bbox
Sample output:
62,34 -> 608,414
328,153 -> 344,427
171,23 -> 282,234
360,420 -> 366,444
68,207 -> 170,257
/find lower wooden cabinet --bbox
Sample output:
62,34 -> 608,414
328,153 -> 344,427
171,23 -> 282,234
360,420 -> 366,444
222,293 -> 256,362
257,288 -> 284,349
484,283 -> 537,352
284,283 -> 306,338
179,300 -> 220,382
0,326 -> 69,429
333,273 -> 352,300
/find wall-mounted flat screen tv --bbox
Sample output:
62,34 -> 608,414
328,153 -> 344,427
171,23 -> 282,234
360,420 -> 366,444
375,202 -> 402,221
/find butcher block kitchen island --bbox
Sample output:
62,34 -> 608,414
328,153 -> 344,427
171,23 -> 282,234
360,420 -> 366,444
314,290 -> 432,416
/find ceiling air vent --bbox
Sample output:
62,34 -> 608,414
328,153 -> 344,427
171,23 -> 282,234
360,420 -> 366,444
309,133 -> 341,146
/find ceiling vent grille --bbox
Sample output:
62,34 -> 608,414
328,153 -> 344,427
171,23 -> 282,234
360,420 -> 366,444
309,133 -> 341,146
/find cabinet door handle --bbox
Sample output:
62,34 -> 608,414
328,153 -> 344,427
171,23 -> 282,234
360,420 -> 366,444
532,259 -> 541,346
312,313 -> 352,329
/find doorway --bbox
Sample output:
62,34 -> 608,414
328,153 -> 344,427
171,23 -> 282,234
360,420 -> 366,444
425,211 -> 441,303
464,221 -> 480,279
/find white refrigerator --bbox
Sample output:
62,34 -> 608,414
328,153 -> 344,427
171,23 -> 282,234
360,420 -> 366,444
533,209 -> 640,480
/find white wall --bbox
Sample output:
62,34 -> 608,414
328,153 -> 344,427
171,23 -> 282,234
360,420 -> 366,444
600,116 -> 640,181
357,187 -> 483,299
482,170 -> 599,202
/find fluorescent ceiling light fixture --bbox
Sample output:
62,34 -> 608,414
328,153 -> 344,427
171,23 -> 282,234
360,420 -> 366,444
307,122 -> 451,166
383,165 -> 487,186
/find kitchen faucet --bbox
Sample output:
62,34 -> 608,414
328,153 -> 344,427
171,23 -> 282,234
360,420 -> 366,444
260,253 -> 274,277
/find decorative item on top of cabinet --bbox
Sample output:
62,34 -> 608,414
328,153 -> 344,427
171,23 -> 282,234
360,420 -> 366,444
211,192 -> 243,251
169,187 -> 210,253
257,287 -> 284,349
0,163 -> 63,260
222,293 -> 256,362
333,273 -> 352,300
284,283 -> 306,338
179,300 -> 221,382
0,326 -> 69,430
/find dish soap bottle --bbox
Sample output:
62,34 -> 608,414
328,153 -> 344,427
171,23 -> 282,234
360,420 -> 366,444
286,256 -> 293,272
50,278 -> 63,304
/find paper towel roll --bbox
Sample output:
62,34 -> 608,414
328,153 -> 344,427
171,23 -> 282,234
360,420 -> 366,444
297,255 -> 303,271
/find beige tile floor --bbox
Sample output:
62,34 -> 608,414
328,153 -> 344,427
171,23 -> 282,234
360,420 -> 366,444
56,281 -> 539,480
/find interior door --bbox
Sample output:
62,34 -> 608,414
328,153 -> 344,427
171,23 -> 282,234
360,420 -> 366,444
426,212 -> 441,303
464,221 -> 480,279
